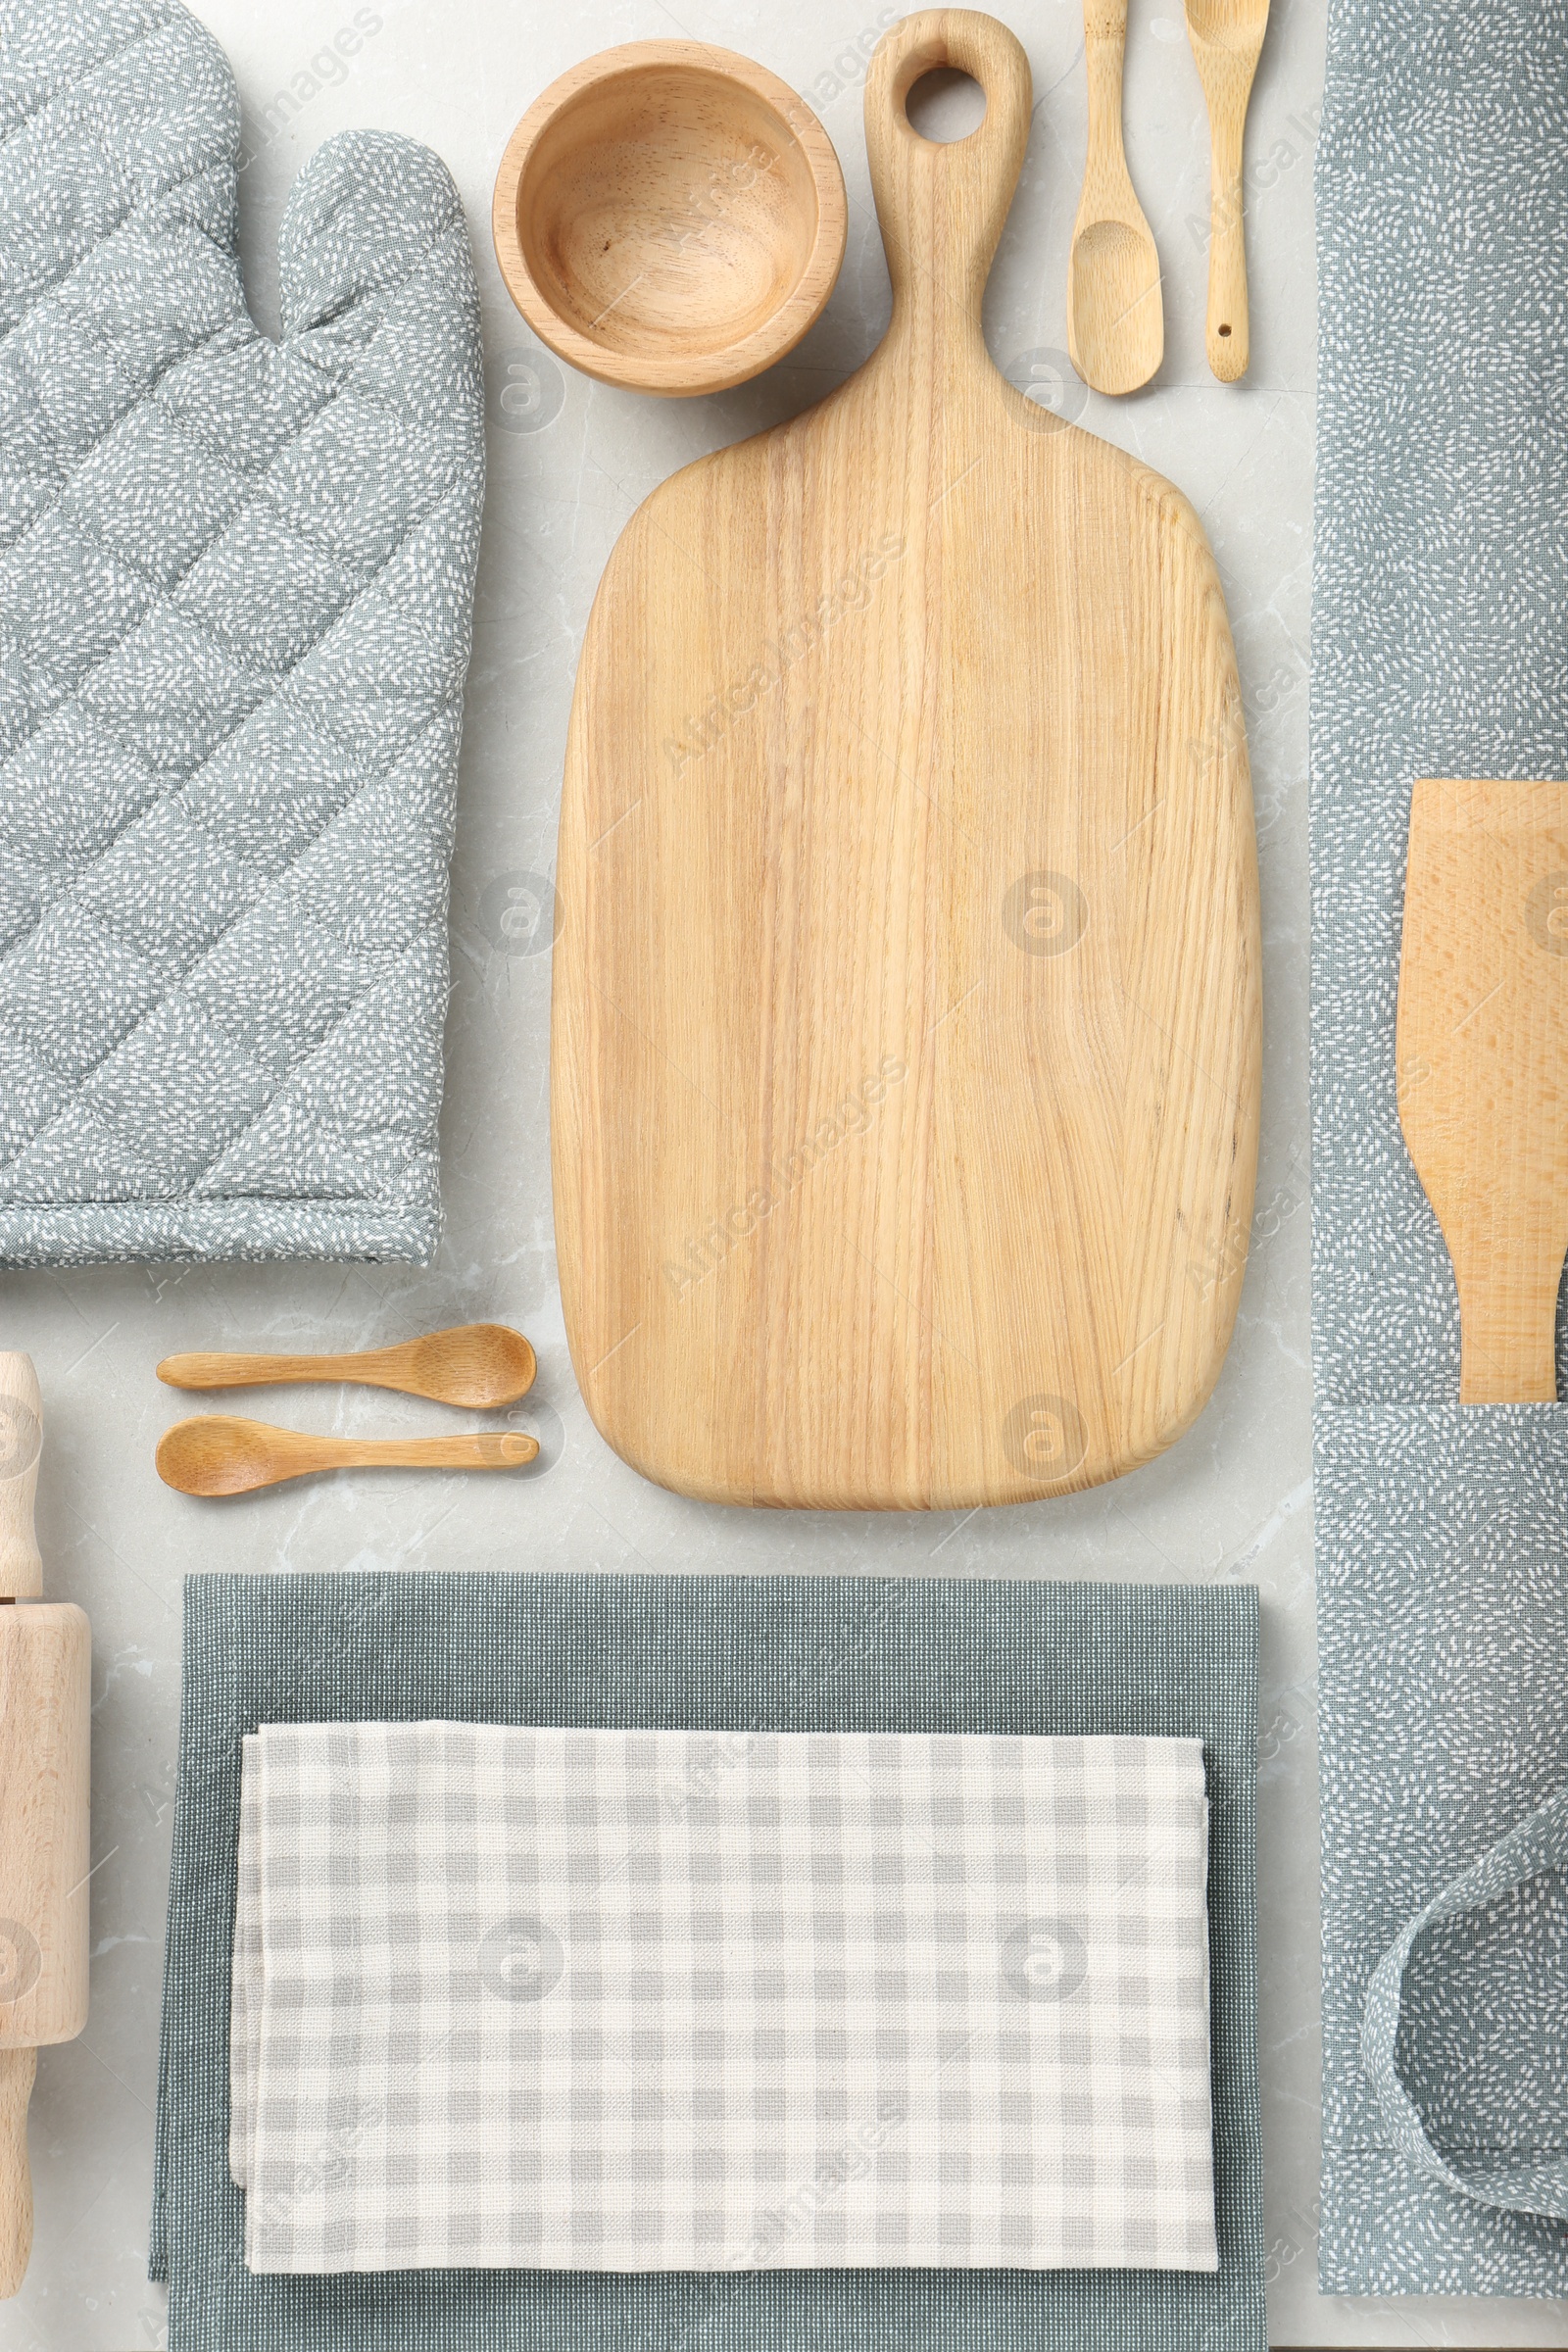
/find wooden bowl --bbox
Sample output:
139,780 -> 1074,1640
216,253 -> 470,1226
491,42 -> 848,398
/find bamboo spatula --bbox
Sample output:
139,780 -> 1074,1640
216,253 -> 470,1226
1184,0 -> 1269,381
1067,0 -> 1163,394
1397,778 -> 1568,1401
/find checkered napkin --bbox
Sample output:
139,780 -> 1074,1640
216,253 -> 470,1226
230,1722 -> 1215,2276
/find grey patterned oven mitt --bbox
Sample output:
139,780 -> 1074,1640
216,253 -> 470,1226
0,0 -> 485,1266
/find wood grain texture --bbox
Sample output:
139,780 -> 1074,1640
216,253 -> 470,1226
1067,0 -> 1162,395
0,2048 -> 35,2299
155,1417 -> 539,1495
1397,778 -> 1568,1403
0,1353 -> 90,2300
553,7 -> 1261,1510
157,1324 -> 536,1408
0,1355 -> 41,1602
0,1607 -> 89,2053
492,42 -> 846,397
1184,0 -> 1269,381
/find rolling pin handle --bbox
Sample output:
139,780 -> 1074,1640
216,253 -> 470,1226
0,2047 -> 35,2300
0,1353 -> 42,1601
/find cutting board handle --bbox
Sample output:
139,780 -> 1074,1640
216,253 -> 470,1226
865,11 -> 1033,347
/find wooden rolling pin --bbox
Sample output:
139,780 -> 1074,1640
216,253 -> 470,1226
0,1353 -> 89,2298
1397,778 -> 1568,1401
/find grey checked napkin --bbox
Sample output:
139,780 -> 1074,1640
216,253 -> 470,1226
231,1722 -> 1214,2276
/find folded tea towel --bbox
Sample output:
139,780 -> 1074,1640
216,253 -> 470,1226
0,0 -> 484,1267
228,1722 -> 1216,2276
1316,1409 -> 1568,2295
152,1574 -> 1266,2351
1362,1774 -> 1568,2223
1312,0 -> 1568,2296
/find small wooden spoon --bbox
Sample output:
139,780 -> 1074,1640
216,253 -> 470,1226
1067,0 -> 1163,396
157,1324 -> 536,1409
1185,0 -> 1269,382
157,1417 -> 539,1497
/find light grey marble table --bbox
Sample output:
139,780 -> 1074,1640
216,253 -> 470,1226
1,2 -> 1563,2346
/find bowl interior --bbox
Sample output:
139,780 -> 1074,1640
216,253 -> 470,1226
516,66 -> 823,363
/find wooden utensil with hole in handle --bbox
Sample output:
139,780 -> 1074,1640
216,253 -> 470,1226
156,1418 -> 539,1496
157,1324 -> 536,1409
1397,778 -> 1568,1402
1067,0 -> 1163,395
0,1352 -> 90,2301
1184,0 -> 1269,381
553,7 -> 1260,1510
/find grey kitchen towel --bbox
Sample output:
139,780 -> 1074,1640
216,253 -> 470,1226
153,1574 -> 1265,2349
0,0 -> 484,1267
1312,0 -> 1568,2296
230,1723 -> 1217,2276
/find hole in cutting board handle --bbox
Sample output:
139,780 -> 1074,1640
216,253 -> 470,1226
1217,322 -> 1232,337
904,68 -> 987,142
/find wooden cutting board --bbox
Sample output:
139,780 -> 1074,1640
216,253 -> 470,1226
553,7 -> 1260,1509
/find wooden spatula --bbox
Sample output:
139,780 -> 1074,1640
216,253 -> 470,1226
1068,0 -> 1163,394
1397,778 -> 1568,1402
1184,0 -> 1269,381
553,7 -> 1260,1509
0,1353 -> 89,2299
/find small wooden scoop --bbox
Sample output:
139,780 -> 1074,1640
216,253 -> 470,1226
1184,0 -> 1269,381
157,1418 -> 539,1496
1068,0 -> 1163,394
0,1354 -> 90,2300
1397,778 -> 1568,1401
157,1324 -> 535,1409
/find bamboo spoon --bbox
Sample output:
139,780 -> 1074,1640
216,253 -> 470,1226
157,1418 -> 539,1496
1184,0 -> 1269,381
1067,0 -> 1163,394
157,1324 -> 535,1409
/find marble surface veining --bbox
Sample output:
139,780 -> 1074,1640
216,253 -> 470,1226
0,0 -> 1559,2343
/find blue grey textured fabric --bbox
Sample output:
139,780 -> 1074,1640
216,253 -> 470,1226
1362,1774 -> 1568,2222
1312,0 -> 1568,2292
0,0 -> 484,1267
151,1574 -> 1266,2350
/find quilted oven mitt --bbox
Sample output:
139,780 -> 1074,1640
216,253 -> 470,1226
0,0 -> 485,1266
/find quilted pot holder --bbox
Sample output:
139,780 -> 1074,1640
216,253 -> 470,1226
0,0 -> 485,1267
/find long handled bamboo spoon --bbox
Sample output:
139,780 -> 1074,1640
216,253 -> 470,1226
1067,0 -> 1163,394
157,1418 -> 538,1497
157,1323 -> 535,1409
1184,0 -> 1269,381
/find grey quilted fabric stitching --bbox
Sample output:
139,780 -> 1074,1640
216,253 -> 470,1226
0,0 -> 485,1266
